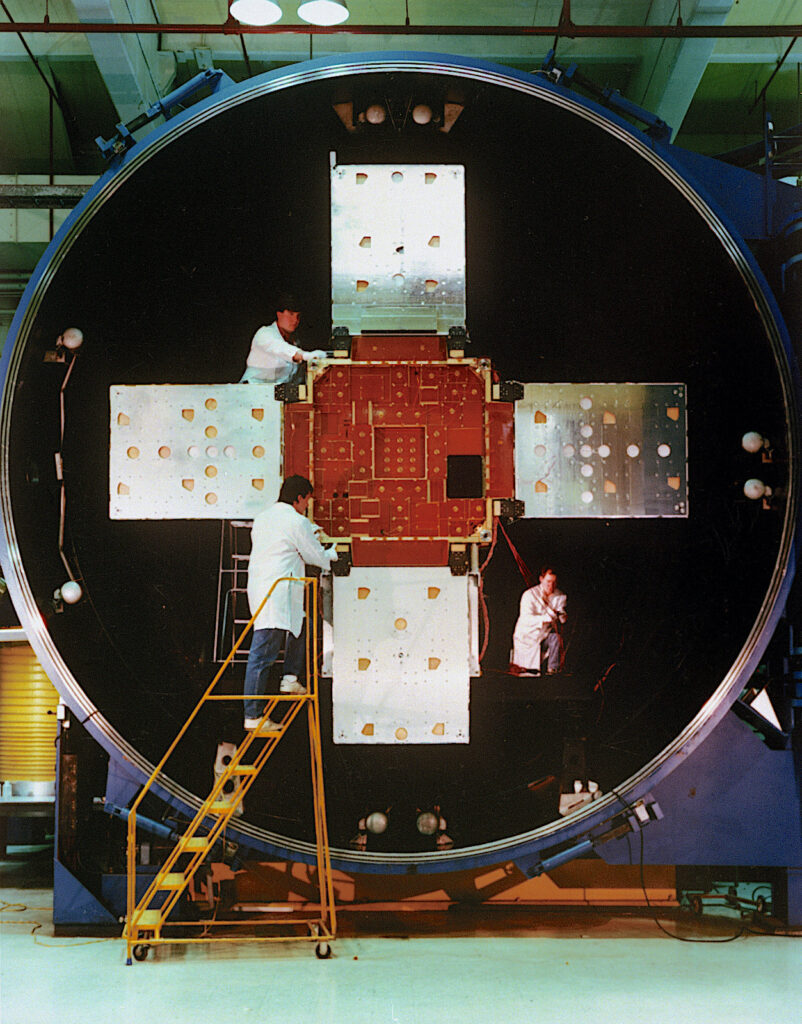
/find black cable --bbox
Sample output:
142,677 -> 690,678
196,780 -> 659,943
239,33 -> 253,79
611,789 -> 747,943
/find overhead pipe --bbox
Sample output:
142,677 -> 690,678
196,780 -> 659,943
0,21 -> 801,38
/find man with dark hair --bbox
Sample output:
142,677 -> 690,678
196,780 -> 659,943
511,566 -> 567,675
243,475 -> 337,729
240,294 -> 327,383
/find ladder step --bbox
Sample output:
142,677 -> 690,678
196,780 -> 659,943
158,872 -> 186,889
235,765 -> 258,775
182,836 -> 210,851
210,801 -> 240,813
135,909 -> 163,927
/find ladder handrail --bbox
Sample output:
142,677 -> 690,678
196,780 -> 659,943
125,575 -> 318,937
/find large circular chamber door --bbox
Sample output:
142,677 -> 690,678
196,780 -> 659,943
1,54 -> 798,873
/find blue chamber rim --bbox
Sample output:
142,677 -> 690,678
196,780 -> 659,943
0,51 -> 798,874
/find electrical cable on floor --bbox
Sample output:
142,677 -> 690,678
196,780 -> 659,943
611,790 -> 748,943
1,901 -> 115,946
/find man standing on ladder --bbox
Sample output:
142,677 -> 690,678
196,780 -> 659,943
244,475 -> 337,730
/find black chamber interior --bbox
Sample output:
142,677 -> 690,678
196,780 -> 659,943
7,71 -> 789,851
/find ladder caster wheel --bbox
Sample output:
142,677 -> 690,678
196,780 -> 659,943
689,895 -> 703,916
132,944 -> 150,961
755,896 -> 766,915
315,942 -> 332,959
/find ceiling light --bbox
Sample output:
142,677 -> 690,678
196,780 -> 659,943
230,0 -> 283,26
298,1 -> 349,26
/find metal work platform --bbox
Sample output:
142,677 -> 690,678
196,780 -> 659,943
124,577 -> 336,962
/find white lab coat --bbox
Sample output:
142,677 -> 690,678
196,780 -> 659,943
247,502 -> 333,636
512,584 -> 567,670
240,321 -> 302,383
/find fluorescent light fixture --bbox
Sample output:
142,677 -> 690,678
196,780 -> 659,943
230,0 -> 283,26
298,1 -> 349,26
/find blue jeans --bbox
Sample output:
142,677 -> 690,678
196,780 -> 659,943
542,632 -> 561,673
243,625 -> 306,719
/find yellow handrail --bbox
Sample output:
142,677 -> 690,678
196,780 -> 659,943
124,575 -> 320,946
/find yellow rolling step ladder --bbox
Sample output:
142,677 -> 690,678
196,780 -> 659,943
124,576 -> 336,963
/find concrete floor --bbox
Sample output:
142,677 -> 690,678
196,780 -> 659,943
2,849 -> 801,1024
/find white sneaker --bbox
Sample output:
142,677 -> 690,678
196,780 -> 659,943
280,675 -> 307,695
244,716 -> 281,731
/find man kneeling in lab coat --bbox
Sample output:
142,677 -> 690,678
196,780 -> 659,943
511,566 -> 567,675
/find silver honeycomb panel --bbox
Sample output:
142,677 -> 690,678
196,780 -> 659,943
109,384 -> 283,519
332,566 -> 470,744
514,383 -> 688,517
331,163 -> 466,334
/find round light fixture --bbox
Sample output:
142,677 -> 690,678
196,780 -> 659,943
229,0 -> 283,26
742,431 -> 764,454
60,580 -> 83,605
365,811 -> 388,834
297,0 -> 349,26
59,327 -> 84,351
416,810 -> 440,836
744,478 -> 768,500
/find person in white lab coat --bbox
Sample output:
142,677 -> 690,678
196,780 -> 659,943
240,294 -> 327,384
511,566 -> 567,675
243,475 -> 337,729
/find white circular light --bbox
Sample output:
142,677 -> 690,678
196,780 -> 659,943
657,444 -> 671,458
627,444 -> 640,458
365,103 -> 386,125
581,490 -> 594,504
579,445 -> 593,459
297,0 -> 349,26
61,580 -> 83,604
534,444 -> 546,457
59,327 -> 84,351
742,431 -> 764,454
412,104 -> 432,125
563,444 -> 575,458
580,424 -> 593,438
580,463 -> 593,477
579,396 -> 592,410
229,0 -> 282,26
744,478 -> 766,500
416,811 -> 439,836
365,811 -> 388,834
598,444 -> 611,459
